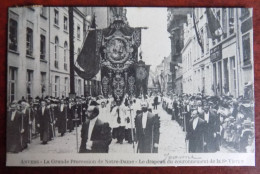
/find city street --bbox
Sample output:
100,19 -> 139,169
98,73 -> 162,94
20,104 -> 235,154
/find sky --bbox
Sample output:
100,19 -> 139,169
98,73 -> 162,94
126,7 -> 171,71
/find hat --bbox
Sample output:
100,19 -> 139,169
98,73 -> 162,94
40,98 -> 47,103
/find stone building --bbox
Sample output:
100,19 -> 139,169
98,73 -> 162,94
167,8 -> 192,95
7,7 -> 50,103
181,8 -> 253,98
7,7 -> 114,103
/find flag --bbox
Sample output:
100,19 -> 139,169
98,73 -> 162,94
206,8 -> 223,39
193,9 -> 204,53
74,30 -> 101,80
135,61 -> 150,98
74,15 -> 102,80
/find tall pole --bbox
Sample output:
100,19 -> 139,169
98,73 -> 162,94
69,7 -> 75,97
69,7 -> 78,153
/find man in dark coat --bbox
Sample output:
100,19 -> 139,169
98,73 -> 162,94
20,100 -> 30,149
47,99 -> 55,141
57,99 -> 67,136
79,105 -> 112,153
186,110 -> 206,153
202,102 -> 219,152
153,95 -> 159,110
7,101 -> 23,153
135,101 -> 160,153
67,99 -> 75,132
37,99 -> 51,144
183,100 -> 191,132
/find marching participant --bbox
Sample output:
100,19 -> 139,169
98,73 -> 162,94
37,99 -> 51,145
186,110 -> 206,153
7,100 -> 23,153
135,101 -> 160,153
20,99 -> 30,149
202,101 -> 219,152
57,98 -> 67,137
79,105 -> 112,153
67,98 -> 75,132
124,100 -> 136,144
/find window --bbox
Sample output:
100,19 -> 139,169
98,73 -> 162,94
205,26 -> 209,53
40,7 -> 47,18
9,18 -> 18,51
241,8 -> 250,18
78,79 -> 82,95
200,28 -> 204,55
55,76 -> 60,97
9,67 -> 17,103
26,70 -> 33,99
64,16 -> 68,31
230,57 -> 237,96
223,59 -> 229,94
26,27 -> 33,56
229,8 -> 234,34
64,41 -> 68,71
242,33 -> 251,66
54,9 -> 59,25
64,77 -> 68,97
77,25 -> 80,39
54,36 -> 59,68
40,35 -> 46,60
41,72 -> 46,96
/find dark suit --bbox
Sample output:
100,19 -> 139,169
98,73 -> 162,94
153,97 -> 159,110
7,111 -> 22,153
203,109 -> 219,152
57,104 -> 67,135
183,104 -> 191,132
37,107 -> 51,143
186,117 -> 206,153
67,103 -> 75,132
135,112 -> 160,153
79,118 -> 112,153
21,108 -> 30,149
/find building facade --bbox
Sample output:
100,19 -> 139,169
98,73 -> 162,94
8,7 -> 50,103
180,8 -> 253,98
7,7 -> 114,103
167,8 -> 192,95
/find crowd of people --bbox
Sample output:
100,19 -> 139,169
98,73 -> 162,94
6,91 -> 255,154
7,94 -> 160,154
161,93 -> 255,153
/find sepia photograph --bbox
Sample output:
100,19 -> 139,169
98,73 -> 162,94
6,6 -> 255,166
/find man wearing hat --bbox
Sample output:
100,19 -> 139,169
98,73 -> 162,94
67,98 -> 75,132
79,105 -> 112,153
135,101 -> 160,153
186,110 -> 206,153
7,100 -> 23,153
36,99 -> 51,144
20,99 -> 31,149
202,101 -> 219,152
57,99 -> 68,137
